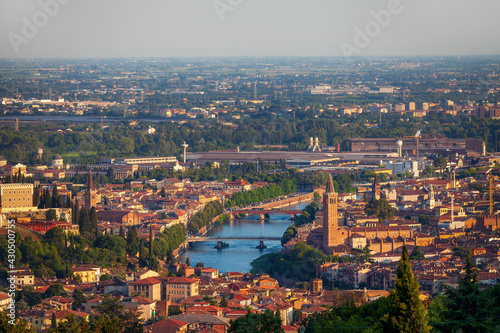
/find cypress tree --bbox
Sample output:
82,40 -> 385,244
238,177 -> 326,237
33,187 -> 40,207
51,312 -> 57,329
57,196 -> 63,210
436,253 -> 490,332
119,225 -> 125,238
73,199 -> 80,225
52,186 -> 59,208
89,207 -> 98,234
149,225 -> 154,259
78,207 -> 90,235
127,226 -> 138,245
44,189 -> 52,208
383,246 -> 430,333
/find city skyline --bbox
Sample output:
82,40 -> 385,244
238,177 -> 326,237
1,0 -> 500,58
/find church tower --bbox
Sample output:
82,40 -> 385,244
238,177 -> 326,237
323,174 -> 339,249
85,170 -> 96,210
427,185 -> 435,209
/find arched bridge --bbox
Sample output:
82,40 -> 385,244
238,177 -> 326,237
187,236 -> 282,242
186,236 -> 282,250
230,209 -> 302,215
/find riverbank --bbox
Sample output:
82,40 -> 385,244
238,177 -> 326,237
174,190 -> 322,258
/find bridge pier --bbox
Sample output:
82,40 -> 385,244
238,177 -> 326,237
214,241 -> 229,249
256,241 -> 267,250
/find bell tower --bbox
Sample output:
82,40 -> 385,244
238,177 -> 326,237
323,174 -> 339,249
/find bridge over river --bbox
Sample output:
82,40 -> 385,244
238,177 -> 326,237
186,236 -> 282,249
229,209 -> 302,220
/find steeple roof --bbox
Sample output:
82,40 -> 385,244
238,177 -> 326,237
326,174 -> 336,194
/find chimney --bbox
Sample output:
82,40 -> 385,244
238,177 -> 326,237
307,137 -> 314,151
313,137 -> 321,152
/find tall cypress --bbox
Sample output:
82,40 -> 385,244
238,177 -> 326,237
52,186 -> 59,208
33,187 -> 40,207
383,246 -> 430,333
127,226 -> 138,245
149,225 -> 154,259
78,207 -> 90,235
73,199 -> 80,225
119,225 -> 125,238
89,207 -> 98,235
436,253 -> 489,332
44,189 -> 52,209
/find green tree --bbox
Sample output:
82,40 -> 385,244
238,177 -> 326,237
119,225 -> 126,238
52,186 -> 60,208
434,157 -> 448,174
149,225 -> 154,260
220,294 -> 228,308
409,246 -> 426,261
382,246 -> 430,333
44,283 -> 66,298
89,207 -> 98,235
435,254 -> 492,333
51,312 -> 57,330
46,209 -> 57,221
72,288 -> 86,310
33,187 -> 40,207
72,199 -> 80,225
364,198 -> 397,222
78,207 -> 91,237
228,310 -> 284,333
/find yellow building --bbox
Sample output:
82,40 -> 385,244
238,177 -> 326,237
129,277 -> 162,301
163,277 -> 199,302
71,265 -> 100,284
0,183 -> 36,212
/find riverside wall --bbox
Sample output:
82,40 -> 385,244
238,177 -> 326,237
174,189 -> 324,257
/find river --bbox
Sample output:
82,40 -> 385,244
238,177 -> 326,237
178,202 -> 308,274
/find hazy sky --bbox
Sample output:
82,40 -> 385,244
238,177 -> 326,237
1,0 -> 499,58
